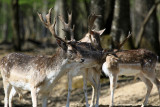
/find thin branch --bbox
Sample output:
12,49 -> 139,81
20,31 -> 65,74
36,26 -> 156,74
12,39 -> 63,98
135,1 -> 160,48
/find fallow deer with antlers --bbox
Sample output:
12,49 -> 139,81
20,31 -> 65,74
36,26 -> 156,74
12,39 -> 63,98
38,8 -> 107,107
81,16 -> 160,107
58,13 -> 106,107
0,9 -> 87,107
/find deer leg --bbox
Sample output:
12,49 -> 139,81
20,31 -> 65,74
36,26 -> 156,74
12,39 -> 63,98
94,71 -> 101,107
88,67 -> 100,107
152,78 -> 160,101
88,85 -> 95,107
153,78 -> 160,101
3,80 -> 11,107
9,87 -> 17,107
31,87 -> 38,107
95,76 -> 100,107
138,73 -> 153,107
83,74 -> 89,107
89,80 -> 96,107
66,75 -> 72,107
109,74 -> 118,107
151,77 -> 160,104
144,70 -> 160,102
86,68 -> 96,107
41,94 -> 48,107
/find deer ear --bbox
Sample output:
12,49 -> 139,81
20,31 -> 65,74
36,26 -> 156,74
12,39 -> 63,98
91,28 -> 106,36
56,38 -> 67,51
97,28 -> 106,36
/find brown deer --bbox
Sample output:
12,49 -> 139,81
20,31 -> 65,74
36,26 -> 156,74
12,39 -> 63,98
82,19 -> 159,107
58,13 -> 106,107
0,9 -> 86,107
102,48 -> 160,107
80,20 -> 159,107
38,8 -> 108,107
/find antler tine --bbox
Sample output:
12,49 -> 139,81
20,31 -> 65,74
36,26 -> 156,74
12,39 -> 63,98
58,15 -> 67,29
68,12 -> 72,28
58,12 -> 75,41
37,8 -> 53,28
45,8 -> 52,25
70,24 -> 75,41
38,8 -> 66,43
37,12 -> 48,27
87,13 -> 101,47
118,31 -> 132,50
68,12 -> 75,41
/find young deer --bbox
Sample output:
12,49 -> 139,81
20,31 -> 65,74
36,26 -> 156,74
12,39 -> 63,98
0,9 -> 85,107
102,49 -> 160,107
58,13 -> 105,107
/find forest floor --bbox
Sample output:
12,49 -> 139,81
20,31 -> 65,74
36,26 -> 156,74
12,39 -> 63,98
0,50 -> 159,107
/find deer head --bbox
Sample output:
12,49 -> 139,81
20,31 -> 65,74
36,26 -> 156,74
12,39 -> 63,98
79,13 -> 105,50
37,8 -> 84,63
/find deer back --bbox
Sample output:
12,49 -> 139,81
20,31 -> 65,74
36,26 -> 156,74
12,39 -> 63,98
0,44 -> 84,89
106,49 -> 157,70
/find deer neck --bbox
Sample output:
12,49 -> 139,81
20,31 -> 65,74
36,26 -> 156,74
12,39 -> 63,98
45,49 -> 73,83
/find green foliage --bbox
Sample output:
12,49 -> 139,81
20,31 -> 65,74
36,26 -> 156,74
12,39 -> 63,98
19,0 -> 35,5
2,0 -> 10,4
130,0 -> 134,8
0,0 -> 56,8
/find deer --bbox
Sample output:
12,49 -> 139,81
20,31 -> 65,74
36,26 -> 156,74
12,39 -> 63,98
58,13 -> 106,107
69,13 -> 131,107
37,8 -> 108,107
0,9 -> 88,107
79,21 -> 160,107
102,47 -> 160,106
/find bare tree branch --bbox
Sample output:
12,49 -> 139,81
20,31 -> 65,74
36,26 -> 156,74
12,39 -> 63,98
135,1 -> 160,48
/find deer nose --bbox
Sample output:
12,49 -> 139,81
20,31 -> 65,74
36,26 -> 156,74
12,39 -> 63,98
80,58 -> 85,63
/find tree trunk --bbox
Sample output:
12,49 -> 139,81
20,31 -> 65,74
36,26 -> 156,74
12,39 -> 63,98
111,0 -> 131,49
11,0 -> 21,51
41,0 -> 48,37
19,10 -> 25,44
132,0 -> 160,55
54,0 -> 67,39
2,3 -> 9,43
71,0 -> 79,40
104,0 -> 115,34
158,2 -> 160,43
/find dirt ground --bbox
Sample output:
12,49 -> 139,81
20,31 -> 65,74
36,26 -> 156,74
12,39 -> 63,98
0,51 -> 159,107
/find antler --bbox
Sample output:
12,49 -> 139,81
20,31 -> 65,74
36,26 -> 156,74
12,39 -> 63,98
58,13 -> 75,41
118,32 -> 132,50
87,14 -> 100,46
37,8 -> 66,43
88,13 -> 101,32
